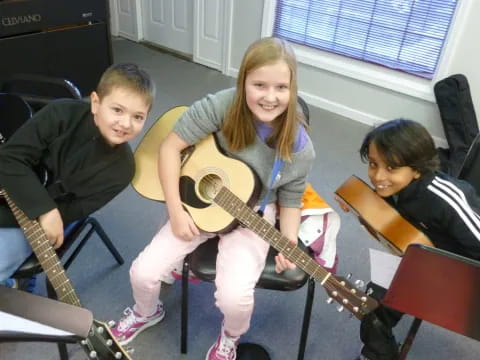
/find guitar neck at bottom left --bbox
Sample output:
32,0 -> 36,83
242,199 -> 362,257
0,189 -> 132,359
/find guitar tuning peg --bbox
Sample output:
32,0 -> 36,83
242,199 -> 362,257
114,352 -> 123,359
366,287 -> 374,295
354,279 -> 365,289
96,326 -> 104,334
89,350 -> 98,358
336,305 -> 344,312
106,339 -> 113,346
125,346 -> 135,355
346,273 -> 352,279
107,320 -> 116,328
326,297 -> 334,304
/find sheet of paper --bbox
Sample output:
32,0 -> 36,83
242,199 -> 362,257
0,311 -> 74,337
369,248 -> 402,289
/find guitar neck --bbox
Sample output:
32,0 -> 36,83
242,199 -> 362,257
214,186 -> 380,319
3,191 -> 81,307
215,187 -> 335,287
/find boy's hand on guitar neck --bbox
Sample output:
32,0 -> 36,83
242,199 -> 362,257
38,208 -> 64,249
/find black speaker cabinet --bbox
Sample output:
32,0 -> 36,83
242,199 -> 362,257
0,0 -> 113,96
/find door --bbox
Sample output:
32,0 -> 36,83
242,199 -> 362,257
109,0 -> 118,36
142,0 -> 193,56
116,0 -> 139,41
193,0 -> 227,71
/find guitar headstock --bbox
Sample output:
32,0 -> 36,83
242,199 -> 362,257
324,274 -> 379,320
80,319 -> 132,359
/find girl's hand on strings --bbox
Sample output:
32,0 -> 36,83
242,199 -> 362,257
274,242 -> 297,273
170,209 -> 200,241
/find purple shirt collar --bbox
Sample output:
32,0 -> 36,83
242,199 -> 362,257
255,121 -> 307,153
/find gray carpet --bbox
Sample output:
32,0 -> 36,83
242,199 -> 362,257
1,38 -> 479,360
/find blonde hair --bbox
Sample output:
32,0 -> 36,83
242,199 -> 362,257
96,63 -> 156,109
222,37 -> 304,161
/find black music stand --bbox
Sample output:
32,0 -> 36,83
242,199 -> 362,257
0,286 -> 92,343
382,244 -> 480,358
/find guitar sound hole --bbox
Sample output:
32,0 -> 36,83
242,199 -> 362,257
198,174 -> 222,202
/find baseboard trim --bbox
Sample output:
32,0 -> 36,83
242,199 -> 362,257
298,91 -> 447,148
298,91 -> 384,127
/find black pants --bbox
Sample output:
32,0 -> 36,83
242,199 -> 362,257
360,283 -> 404,360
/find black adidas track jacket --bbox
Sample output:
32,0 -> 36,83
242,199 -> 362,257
387,171 -> 480,260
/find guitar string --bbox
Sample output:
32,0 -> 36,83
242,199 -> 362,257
216,186 -> 368,309
199,176 -> 369,310
201,175 -> 332,280
203,176 -> 343,286
5,192 -> 81,306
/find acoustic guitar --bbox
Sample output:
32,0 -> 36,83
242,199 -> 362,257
0,189 -> 132,360
132,107 -> 379,320
335,176 -> 433,256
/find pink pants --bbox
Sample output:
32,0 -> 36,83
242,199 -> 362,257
129,204 -> 276,337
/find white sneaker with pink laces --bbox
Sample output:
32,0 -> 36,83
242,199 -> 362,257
205,323 -> 240,360
111,302 -> 165,345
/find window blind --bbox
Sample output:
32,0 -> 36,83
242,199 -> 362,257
273,0 -> 458,79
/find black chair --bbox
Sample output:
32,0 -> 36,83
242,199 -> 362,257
181,238 -> 316,360
12,218 -> 125,281
1,73 -> 83,112
0,93 -> 32,144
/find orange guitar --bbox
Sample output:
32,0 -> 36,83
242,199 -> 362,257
335,176 -> 433,256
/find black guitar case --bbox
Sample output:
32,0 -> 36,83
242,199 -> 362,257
434,74 -> 479,177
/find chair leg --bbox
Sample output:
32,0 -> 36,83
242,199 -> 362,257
87,217 -> 124,265
297,278 -> 315,360
57,342 -> 69,360
63,227 -> 95,270
399,318 -> 422,360
181,259 -> 189,354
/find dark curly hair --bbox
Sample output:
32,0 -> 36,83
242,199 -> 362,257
360,118 -> 440,175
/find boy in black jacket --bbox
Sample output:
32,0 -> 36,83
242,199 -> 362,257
342,119 -> 480,360
0,63 -> 155,287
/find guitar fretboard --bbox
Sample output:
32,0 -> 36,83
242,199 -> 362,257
3,191 -> 81,307
215,187 -> 338,289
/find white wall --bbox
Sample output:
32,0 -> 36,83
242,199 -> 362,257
228,0 -> 264,76
227,0 -> 480,144
446,1 -> 480,113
